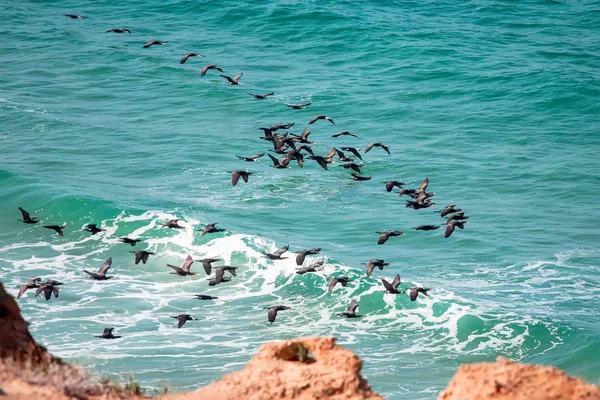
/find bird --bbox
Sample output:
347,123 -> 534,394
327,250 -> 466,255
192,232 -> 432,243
265,305 -> 291,323
171,314 -> 198,328
268,154 -> 289,169
180,53 -> 204,64
200,65 -> 223,77
18,207 -> 38,224
249,92 -> 274,99
376,230 -> 404,245
285,102 -> 311,109
332,131 -> 359,139
404,287 -> 431,301
17,277 -> 42,299
329,276 -> 352,292
270,122 -> 295,131
308,115 -> 334,125
296,261 -> 324,274
143,40 -> 167,48
83,224 -> 104,235
445,221 -> 467,238
34,283 -> 60,301
213,266 -> 238,284
236,153 -> 264,162
351,173 -> 371,181
230,170 -> 253,187
262,244 -> 289,260
381,275 -> 402,294
384,181 -> 405,192
106,28 -> 130,33
296,145 -> 315,156
294,248 -> 321,265
398,189 -> 417,198
446,212 -> 470,224
84,258 -> 115,280
199,222 -> 227,236
337,300 -> 363,318
161,218 -> 184,229
131,250 -> 154,265
363,259 -> 389,277
415,225 -> 440,231
365,143 -> 390,154
64,14 -> 86,19
167,255 -> 198,276
220,73 -> 243,85
199,258 -> 222,275
340,147 -> 362,160
194,294 -> 218,300
95,328 -> 122,339
119,237 -> 142,246
308,155 -> 329,170
208,276 -> 231,286
41,279 -> 63,287
291,128 -> 313,144
43,225 -> 66,236
439,204 -> 461,217
339,163 -> 362,173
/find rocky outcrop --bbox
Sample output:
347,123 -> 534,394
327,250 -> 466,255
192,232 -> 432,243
439,356 -> 600,400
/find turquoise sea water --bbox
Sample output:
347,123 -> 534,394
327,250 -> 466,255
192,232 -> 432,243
1,0 -> 599,397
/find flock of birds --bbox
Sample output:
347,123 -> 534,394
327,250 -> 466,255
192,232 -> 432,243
11,14 -> 471,336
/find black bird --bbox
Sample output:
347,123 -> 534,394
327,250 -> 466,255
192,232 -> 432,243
365,142 -> 390,154
34,284 -> 60,301
329,276 -> 352,292
83,224 -> 104,235
44,225 -> 66,236
143,40 -> 167,48
268,153 -> 289,169
381,274 -> 402,294
17,277 -> 42,299
445,221 -> 467,238
208,276 -> 231,286
291,128 -> 313,144
64,14 -> 86,19
200,258 -> 222,275
309,115 -> 334,125
404,287 -> 431,301
249,92 -> 274,99
376,230 -> 404,245
84,258 -> 115,280
167,255 -> 198,276
18,207 -> 38,224
213,266 -> 238,284
180,52 -> 204,64
199,222 -> 227,236
96,328 -> 122,339
120,237 -> 142,246
334,149 -> 354,162
265,305 -> 291,323
340,163 -> 362,173
337,300 -> 363,318
220,73 -> 243,85
415,225 -> 441,231
294,248 -> 321,265
296,145 -> 314,156
230,170 -> 253,187
106,28 -> 131,33
446,212 -> 470,224
308,155 -> 329,170
194,294 -> 218,300
42,279 -> 63,287
351,173 -> 371,181
362,259 -> 389,277
439,204 -> 462,218
270,122 -> 295,131
161,218 -> 184,229
171,314 -> 197,328
285,102 -> 311,109
131,250 -> 154,265
236,153 -> 265,162
200,65 -> 223,77
384,181 -> 405,192
262,244 -> 289,260
332,131 -> 359,139
398,188 -> 417,198
296,261 -> 324,274
340,147 -> 362,160
406,199 -> 435,210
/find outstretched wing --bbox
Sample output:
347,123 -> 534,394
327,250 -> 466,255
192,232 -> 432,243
417,177 -> 429,192
233,73 -> 243,83
268,308 -> 278,323
167,265 -> 184,274
134,252 -> 143,265
231,171 -> 241,187
296,253 -> 306,266
365,143 -> 375,153
19,207 -> 31,220
215,268 -> 224,284
202,260 -> 212,275
181,255 -> 194,273
18,285 -> 28,298
409,289 -> 418,301
220,75 -> 234,83
377,233 -> 389,245
366,262 -> 375,277
328,278 -> 338,292
391,274 -> 401,290
315,157 -> 328,170
348,300 -> 359,314
381,278 -> 394,292
98,258 -> 112,275
274,245 -> 289,256
445,223 -> 455,238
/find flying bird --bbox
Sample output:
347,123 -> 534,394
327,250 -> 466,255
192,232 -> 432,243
363,259 -> 389,277
337,299 -> 363,318
445,220 -> 467,238
328,276 -> 352,292
84,258 -> 115,280
308,155 -> 329,170
262,244 -> 289,260
294,248 -> 321,265
339,163 -> 362,174
131,250 -> 154,265
161,218 -> 184,229
230,170 -> 253,187
17,277 -> 42,299
194,294 -> 218,300
365,143 -> 390,154
249,92 -> 274,99
236,153 -> 264,162
285,102 -> 311,109
340,147 -> 362,160
213,266 -> 238,285
171,314 -> 198,328
332,131 -> 359,139
119,237 -> 142,246
405,287 -> 431,301
167,255 -> 197,276
208,276 -> 231,286
384,181 -> 405,192
199,258 -> 222,275
440,205 -> 463,218
381,274 -> 402,294
415,225 -> 440,231
308,115 -> 334,125
180,52 -> 204,64
446,212 -> 470,224
83,224 -> 104,235
296,261 -> 324,274
143,40 -> 167,48
200,65 -> 223,77
106,28 -> 130,33
199,222 -> 226,236
265,305 -> 291,323
18,207 -> 38,224
351,173 -> 371,181
220,73 -> 243,85
34,283 -> 60,301
44,225 -> 66,236
64,14 -> 86,19
96,328 -> 122,339
376,230 -> 404,245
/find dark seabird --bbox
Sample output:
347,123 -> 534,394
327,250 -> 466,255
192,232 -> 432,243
42,279 -> 63,287
262,244 -> 289,260
365,142 -> 390,154
143,40 -> 167,48
270,122 -> 295,131
171,314 -> 198,328
308,115 -> 334,125
268,153 -> 289,169
308,155 -> 328,170
337,299 -> 363,318
296,260 -> 324,274
120,237 -> 142,246
161,218 -> 184,229
406,199 -> 435,210
404,287 -> 431,301
167,255 -> 198,276
236,153 -> 265,162
445,221 -> 467,238
384,181 -> 405,192
362,259 -> 389,277
335,149 -> 354,162
200,65 -> 223,77
264,305 -> 291,323
230,170 -> 253,187
291,128 -> 313,144
340,147 -> 362,160
34,284 -> 60,301
351,173 -> 371,181
18,207 -> 38,224
180,52 -> 205,64
296,145 -> 314,156
194,294 -> 218,300
440,204 -> 463,218
446,212 -> 470,224
220,73 -> 243,85
285,102 -> 311,109
17,277 -> 42,299
199,222 -> 227,236
44,225 -> 66,236
64,14 -> 86,19
340,163 -> 362,173
415,225 -> 441,231
84,258 -> 114,280
332,131 -> 359,139
106,28 -> 131,33
131,250 -> 154,265
329,276 -> 352,292
376,230 -> 404,245
208,276 -> 231,286
381,274 -> 402,294
200,258 -> 222,275
213,266 -> 238,284
398,188 -> 417,198
83,224 -> 105,235
294,248 -> 321,265
249,92 -> 274,99
95,328 -> 122,339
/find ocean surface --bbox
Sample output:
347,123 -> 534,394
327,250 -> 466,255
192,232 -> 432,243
1,0 -> 599,398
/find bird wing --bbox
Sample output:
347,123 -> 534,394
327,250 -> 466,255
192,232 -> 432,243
325,147 -> 337,159
84,270 -> 99,279
315,157 -> 328,170
220,75 -> 234,83
332,132 -> 341,138
268,154 -> 281,167
308,116 -> 320,124
348,300 -> 359,313
366,262 -> 375,277
99,258 -> 112,275
268,308 -> 278,323
300,128 -> 311,140
385,182 -> 394,192
296,253 -> 306,266
103,328 -> 114,336
241,173 -> 249,183
133,252 -> 143,265
19,207 -> 31,219
44,287 -> 52,300
417,177 -> 429,192
231,171 -> 241,187
252,153 -> 265,159
233,73 -> 243,82
178,317 -> 186,329
141,252 -> 151,264
409,290 -> 418,301
34,286 -> 44,297
167,265 -> 184,274
202,260 -> 212,275
377,233 -> 389,245
328,278 -> 338,292
200,66 -> 210,77
381,278 -> 394,292
180,54 -> 190,64
215,268 -> 224,284
391,274 -> 401,290
445,223 -> 455,238
365,143 -> 375,153
143,41 -> 154,48
274,245 -> 289,256
227,267 -> 237,276
382,144 -> 390,154
17,285 -> 28,299
182,255 -> 194,273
